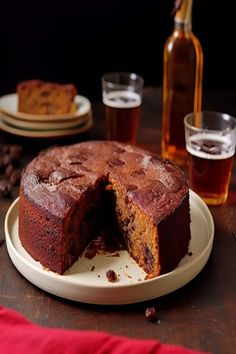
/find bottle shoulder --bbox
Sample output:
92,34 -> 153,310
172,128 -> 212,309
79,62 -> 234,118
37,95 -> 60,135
165,29 -> 200,42
164,30 -> 202,54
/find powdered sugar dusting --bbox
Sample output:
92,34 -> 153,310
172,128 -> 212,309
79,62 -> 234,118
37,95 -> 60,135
42,183 -> 57,192
141,155 -> 151,169
123,144 -> 135,153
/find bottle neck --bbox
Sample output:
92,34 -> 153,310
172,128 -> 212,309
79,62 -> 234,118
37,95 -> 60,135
174,0 -> 193,31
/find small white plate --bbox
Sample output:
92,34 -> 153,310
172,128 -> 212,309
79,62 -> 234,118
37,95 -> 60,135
4,191 -> 214,305
0,94 -> 91,121
0,111 -> 90,130
0,112 -> 93,138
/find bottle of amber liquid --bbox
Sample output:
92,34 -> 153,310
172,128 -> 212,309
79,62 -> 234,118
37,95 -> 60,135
161,0 -> 203,166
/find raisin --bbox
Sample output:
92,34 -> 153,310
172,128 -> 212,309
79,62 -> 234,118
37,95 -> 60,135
143,243 -> 154,273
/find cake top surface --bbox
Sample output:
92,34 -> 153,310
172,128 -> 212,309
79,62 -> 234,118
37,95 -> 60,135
21,141 -> 189,221
17,80 -> 77,94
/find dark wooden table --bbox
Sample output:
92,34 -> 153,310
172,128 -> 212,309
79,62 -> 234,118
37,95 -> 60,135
0,87 -> 236,354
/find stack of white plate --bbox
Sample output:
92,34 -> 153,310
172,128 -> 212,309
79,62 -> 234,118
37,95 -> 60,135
0,93 -> 93,138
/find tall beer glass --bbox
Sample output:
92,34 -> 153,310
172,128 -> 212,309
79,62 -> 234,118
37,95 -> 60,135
184,111 -> 236,205
102,72 -> 144,145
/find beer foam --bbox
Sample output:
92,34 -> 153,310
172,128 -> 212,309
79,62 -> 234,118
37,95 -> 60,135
186,133 -> 235,160
103,90 -> 141,108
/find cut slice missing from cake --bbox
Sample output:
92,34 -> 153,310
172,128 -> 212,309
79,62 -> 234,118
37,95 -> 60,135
17,80 -> 77,115
18,141 -> 191,279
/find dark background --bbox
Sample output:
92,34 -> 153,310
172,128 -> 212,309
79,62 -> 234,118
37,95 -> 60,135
0,0 -> 235,100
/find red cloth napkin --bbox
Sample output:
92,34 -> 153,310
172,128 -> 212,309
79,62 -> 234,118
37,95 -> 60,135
0,305 -> 209,354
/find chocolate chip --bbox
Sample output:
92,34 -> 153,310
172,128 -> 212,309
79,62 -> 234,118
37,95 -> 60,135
145,307 -> 158,323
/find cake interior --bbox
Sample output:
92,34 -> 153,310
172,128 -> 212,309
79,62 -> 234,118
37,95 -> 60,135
109,178 -> 160,278
17,80 -> 77,115
59,176 -> 164,278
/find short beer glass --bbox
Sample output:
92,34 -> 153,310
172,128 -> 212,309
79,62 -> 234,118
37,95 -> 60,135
184,111 -> 236,206
102,72 -> 144,144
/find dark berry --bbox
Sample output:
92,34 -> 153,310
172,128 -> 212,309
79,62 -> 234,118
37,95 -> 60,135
145,307 -> 158,323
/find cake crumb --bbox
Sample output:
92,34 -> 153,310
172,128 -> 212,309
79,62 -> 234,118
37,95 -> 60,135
106,269 -> 118,282
107,252 -> 120,257
188,251 -> 193,256
145,307 -> 158,323
90,266 -> 95,271
122,270 -> 132,279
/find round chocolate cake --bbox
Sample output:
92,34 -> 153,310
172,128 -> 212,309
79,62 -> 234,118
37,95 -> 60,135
19,141 -> 191,278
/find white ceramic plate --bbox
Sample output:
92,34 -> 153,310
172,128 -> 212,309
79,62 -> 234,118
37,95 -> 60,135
0,111 -> 90,130
4,190 -> 214,305
0,112 -> 93,138
0,94 -> 91,121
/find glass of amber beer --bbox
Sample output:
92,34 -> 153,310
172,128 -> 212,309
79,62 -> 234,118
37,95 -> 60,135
102,72 -> 144,144
184,111 -> 236,205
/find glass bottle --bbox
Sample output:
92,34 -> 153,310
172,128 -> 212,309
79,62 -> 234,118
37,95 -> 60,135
161,0 -> 203,166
